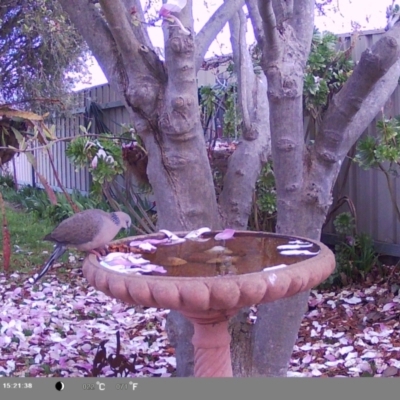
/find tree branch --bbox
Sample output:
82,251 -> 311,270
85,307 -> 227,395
344,61 -> 400,149
257,0 -> 280,65
194,0 -> 245,71
121,0 -> 154,49
180,0 -> 194,32
99,0 -> 149,76
245,0 -> 265,48
271,0 -> 293,24
58,0 -> 121,86
290,0 -> 314,50
315,26 -> 400,166
256,0 -> 313,236
232,9 -> 256,140
218,5 -> 271,229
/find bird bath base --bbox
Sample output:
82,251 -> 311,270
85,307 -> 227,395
82,230 -> 335,377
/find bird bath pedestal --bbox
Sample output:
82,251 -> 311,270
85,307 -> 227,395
82,230 -> 335,377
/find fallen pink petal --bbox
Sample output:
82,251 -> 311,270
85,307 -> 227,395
214,229 -> 235,241
1,256 -> 400,377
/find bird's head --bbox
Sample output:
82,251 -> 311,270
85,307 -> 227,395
122,213 -> 132,230
112,212 -> 132,232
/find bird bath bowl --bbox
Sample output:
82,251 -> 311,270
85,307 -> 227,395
82,230 -> 335,377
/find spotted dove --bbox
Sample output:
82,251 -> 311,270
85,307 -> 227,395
31,209 -> 132,283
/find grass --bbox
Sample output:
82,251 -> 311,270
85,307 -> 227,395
0,183 -> 137,279
0,205 -> 57,273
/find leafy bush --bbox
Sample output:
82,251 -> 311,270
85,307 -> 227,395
66,127 -> 125,199
323,212 -> 379,287
0,184 -> 111,224
46,190 -> 111,224
304,29 -> 354,121
355,116 -> 400,169
250,162 -> 277,232
0,173 -> 14,188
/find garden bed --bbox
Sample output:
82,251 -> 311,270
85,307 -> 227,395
0,263 -> 399,377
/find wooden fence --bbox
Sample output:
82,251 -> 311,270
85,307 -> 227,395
4,29 -> 400,254
322,30 -> 400,255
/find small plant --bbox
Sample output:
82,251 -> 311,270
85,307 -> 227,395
323,212 -> 379,287
66,126 -> 125,200
304,28 -> 354,121
0,184 -> 112,224
248,161 -> 277,232
66,127 -> 157,234
0,173 -> 14,188
354,115 -> 400,223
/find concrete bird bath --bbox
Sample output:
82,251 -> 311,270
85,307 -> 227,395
82,230 -> 335,377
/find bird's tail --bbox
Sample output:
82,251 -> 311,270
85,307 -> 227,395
32,245 -> 67,284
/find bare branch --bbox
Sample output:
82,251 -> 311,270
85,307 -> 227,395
180,0 -> 194,32
257,0 -> 280,64
290,0 -> 314,50
194,0 -> 245,71
58,0 -> 121,85
315,26 -> 400,165
246,0 -> 265,48
219,4 -> 271,228
99,0 -> 148,75
345,62 -> 400,148
230,8 -> 255,139
121,0 -> 154,49
271,0 -> 293,24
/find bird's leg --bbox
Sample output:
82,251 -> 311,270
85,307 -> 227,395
89,246 -> 108,259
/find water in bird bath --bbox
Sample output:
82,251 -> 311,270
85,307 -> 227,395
106,231 -> 321,278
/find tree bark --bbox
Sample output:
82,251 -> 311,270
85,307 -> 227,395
249,0 -> 320,377
219,5 -> 271,229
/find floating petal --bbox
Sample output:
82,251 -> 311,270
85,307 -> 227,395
288,240 -> 311,245
279,250 -> 320,256
160,238 -> 186,246
157,229 -> 186,245
152,265 -> 168,274
145,238 -> 170,245
104,258 -> 134,267
130,238 -> 170,247
102,252 -> 129,262
184,227 -> 211,239
277,243 -> 313,250
159,229 -> 179,240
129,240 -> 144,246
133,264 -> 167,274
214,229 -> 235,241
138,242 -> 157,253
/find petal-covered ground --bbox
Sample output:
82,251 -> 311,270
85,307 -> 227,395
0,262 -> 399,378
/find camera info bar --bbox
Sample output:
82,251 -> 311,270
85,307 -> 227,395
0,377 -> 394,400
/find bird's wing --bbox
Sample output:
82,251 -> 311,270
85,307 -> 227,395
45,210 -> 107,246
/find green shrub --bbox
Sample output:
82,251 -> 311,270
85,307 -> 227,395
0,173 -> 14,188
0,184 -> 112,224
322,212 -> 379,287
